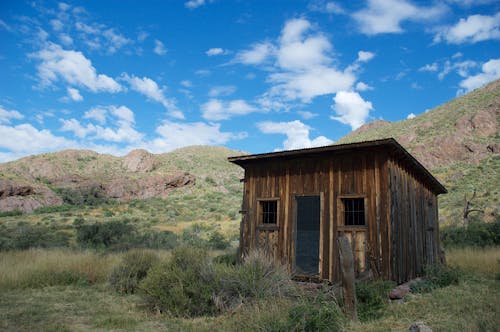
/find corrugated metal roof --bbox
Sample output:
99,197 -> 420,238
228,138 -> 447,195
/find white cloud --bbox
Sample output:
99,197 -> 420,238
180,80 -> 192,88
0,123 -> 74,154
297,110 -> 318,119
195,69 -> 211,76
61,105 -> 143,143
0,19 -> 13,32
353,0 -> 446,35
235,18 -> 358,104
438,59 -> 477,80
201,99 -> 257,121
458,58 -> 500,93
154,39 -> 167,55
33,43 -> 122,92
123,74 -> 183,119
208,85 -> 236,97
268,67 -> 355,102
235,42 -> 274,65
60,118 -> 94,138
58,33 -> 73,46
67,87 -> 83,101
419,63 -> 438,72
74,21 -> 131,54
356,82 -> 374,91
137,31 -> 149,42
331,91 -> 373,130
84,107 -> 107,124
102,29 -> 131,54
277,18 -> 332,70
357,51 -> 375,62
407,113 -> 416,119
309,1 -> 345,14
0,106 -> 24,124
434,13 -> 500,44
257,120 -> 333,150
150,121 -> 243,152
185,0 -> 210,9
206,48 -> 226,56
50,19 -> 63,31
59,2 -> 70,11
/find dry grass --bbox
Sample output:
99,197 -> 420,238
446,247 -> 500,278
0,249 -> 121,289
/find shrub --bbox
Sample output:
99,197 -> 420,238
355,280 -> 394,322
109,250 -> 159,294
213,249 -> 294,313
0,222 -> 70,251
213,251 -> 237,266
55,186 -> 111,206
287,292 -> 343,332
33,204 -> 73,214
74,219 -> 135,250
0,210 -> 23,217
133,230 -> 179,250
208,230 -> 230,250
224,249 -> 293,300
410,264 -> 460,293
139,247 -> 217,317
441,220 -> 500,248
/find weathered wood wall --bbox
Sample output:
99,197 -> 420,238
388,158 -> 440,284
239,148 -> 394,282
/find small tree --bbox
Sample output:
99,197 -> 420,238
463,189 -> 484,226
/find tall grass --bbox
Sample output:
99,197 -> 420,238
446,247 -> 500,278
0,249 -> 121,289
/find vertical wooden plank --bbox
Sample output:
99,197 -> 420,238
319,192 -> 325,278
329,159 -> 335,281
374,154 -> 382,274
284,167 -> 290,268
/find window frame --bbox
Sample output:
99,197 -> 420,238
338,195 -> 368,228
257,198 -> 279,230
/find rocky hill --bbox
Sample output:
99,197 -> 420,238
0,146 -> 243,212
337,79 -> 499,224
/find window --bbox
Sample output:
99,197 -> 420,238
342,198 -> 365,226
259,200 -> 277,224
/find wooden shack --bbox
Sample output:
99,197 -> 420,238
228,138 -> 446,284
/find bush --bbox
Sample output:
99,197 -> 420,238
0,210 -> 23,217
55,186 -> 111,206
213,250 -> 294,313
355,280 -> 395,322
222,249 -> 293,300
208,230 -> 230,250
133,230 -> 179,250
109,250 -> 159,294
140,247 -> 217,317
410,264 -> 460,293
213,251 -> 237,266
287,292 -> 343,332
0,222 -> 70,251
441,220 -> 500,248
74,219 -> 136,250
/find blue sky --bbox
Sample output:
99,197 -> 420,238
0,0 -> 499,162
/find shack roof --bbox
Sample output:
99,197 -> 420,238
228,138 -> 447,195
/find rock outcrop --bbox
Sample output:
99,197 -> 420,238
0,179 -> 63,212
122,149 -> 156,173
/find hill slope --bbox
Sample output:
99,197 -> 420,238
0,146 -> 243,213
337,80 -> 499,224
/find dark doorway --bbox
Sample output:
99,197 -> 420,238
295,195 -> 320,275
